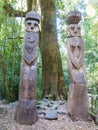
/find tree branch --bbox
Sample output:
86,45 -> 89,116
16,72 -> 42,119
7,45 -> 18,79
3,3 -> 26,17
3,0 -> 37,17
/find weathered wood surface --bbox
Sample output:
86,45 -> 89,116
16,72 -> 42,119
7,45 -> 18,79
23,32 -> 38,65
67,37 -> 86,84
68,83 -> 88,121
66,11 -> 88,121
15,11 -> 40,125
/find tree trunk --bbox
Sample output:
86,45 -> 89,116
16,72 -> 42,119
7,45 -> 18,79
27,0 -> 33,11
27,0 -> 37,11
39,0 -> 67,100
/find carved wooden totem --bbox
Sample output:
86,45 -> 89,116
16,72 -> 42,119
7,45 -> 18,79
15,11 -> 40,125
66,11 -> 88,121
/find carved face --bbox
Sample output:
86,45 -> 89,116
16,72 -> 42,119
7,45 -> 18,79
67,24 -> 81,37
26,20 -> 39,32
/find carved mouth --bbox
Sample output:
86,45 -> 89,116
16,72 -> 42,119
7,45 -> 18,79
27,40 -> 35,43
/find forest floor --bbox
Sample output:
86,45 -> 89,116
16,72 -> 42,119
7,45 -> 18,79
0,99 -> 98,130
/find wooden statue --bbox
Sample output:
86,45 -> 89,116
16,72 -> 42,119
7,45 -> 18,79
66,11 -> 88,121
14,11 -> 40,125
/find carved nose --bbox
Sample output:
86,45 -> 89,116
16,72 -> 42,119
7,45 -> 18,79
31,27 -> 34,30
74,27 -> 77,33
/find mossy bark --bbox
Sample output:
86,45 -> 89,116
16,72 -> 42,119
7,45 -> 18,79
39,0 -> 67,100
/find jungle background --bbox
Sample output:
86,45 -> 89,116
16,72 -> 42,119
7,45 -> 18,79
0,0 -> 98,117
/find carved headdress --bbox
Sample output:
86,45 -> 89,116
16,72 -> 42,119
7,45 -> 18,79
26,11 -> 40,23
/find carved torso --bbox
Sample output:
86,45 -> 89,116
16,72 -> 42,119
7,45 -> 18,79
23,32 -> 39,65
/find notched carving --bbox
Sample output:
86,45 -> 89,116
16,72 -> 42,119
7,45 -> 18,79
23,32 -> 38,65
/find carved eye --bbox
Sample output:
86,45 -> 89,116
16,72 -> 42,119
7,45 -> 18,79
70,27 -> 74,30
28,37 -> 30,39
27,23 -> 31,26
77,45 -> 81,49
34,23 -> 38,27
71,45 -> 75,51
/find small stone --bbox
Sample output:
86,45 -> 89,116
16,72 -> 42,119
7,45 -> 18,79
40,104 -> 48,110
38,113 -> 45,118
0,126 -> 6,130
47,103 -> 53,107
77,126 -> 82,130
50,104 -> 58,110
45,110 -> 58,120
0,100 -> 3,105
51,101 -> 55,104
2,99 -> 7,104
0,108 -> 4,114
40,101 -> 49,106
10,126 -> 19,130
37,110 -> 46,115
57,100 -> 65,105
57,109 -> 68,115
87,114 -> 93,121
9,102 -> 18,107
41,98 -> 51,104
42,98 -> 49,102
36,104 -> 42,109
0,107 -> 8,117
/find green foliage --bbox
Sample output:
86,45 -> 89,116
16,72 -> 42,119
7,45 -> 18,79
0,1 -> 24,102
37,51 -> 42,100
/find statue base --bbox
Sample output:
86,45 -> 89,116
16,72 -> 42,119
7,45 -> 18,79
14,98 -> 38,125
68,83 -> 88,121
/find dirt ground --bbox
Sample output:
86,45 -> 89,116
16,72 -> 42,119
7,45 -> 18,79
0,102 -> 98,130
